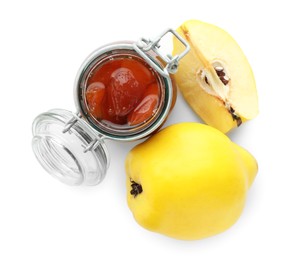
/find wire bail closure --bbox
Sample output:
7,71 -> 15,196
63,112 -> 103,153
133,28 -> 190,77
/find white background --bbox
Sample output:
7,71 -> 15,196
1,0 -> 294,259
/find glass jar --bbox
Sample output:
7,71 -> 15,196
32,29 -> 190,186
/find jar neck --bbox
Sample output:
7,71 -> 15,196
74,43 -> 173,141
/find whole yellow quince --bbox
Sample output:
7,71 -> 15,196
125,123 -> 257,240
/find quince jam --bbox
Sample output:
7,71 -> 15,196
85,56 -> 161,127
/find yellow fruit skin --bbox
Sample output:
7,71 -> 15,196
126,123 -> 257,240
232,143 -> 258,187
172,20 -> 258,133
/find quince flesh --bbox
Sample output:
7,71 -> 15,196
173,20 -> 258,133
126,123 -> 257,240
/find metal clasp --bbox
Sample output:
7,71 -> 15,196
133,28 -> 190,77
62,112 -> 102,153
62,112 -> 82,134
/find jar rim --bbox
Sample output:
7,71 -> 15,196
73,42 -> 173,141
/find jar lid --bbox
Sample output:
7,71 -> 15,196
32,109 -> 110,186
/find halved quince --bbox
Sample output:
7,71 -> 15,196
173,20 -> 258,133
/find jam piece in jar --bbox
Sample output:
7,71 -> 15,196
127,83 -> 160,126
107,67 -> 143,117
85,57 -> 161,126
121,59 -> 155,86
85,82 -> 105,118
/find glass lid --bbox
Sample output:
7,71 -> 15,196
32,109 -> 110,186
